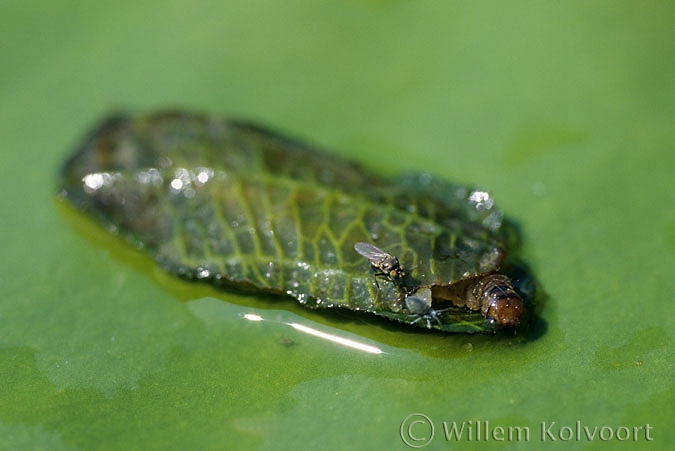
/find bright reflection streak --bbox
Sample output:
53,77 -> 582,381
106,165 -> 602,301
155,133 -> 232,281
241,312 -> 383,354
243,313 -> 264,322
288,323 -> 383,355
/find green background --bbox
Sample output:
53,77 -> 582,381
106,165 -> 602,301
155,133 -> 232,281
1,1 -> 673,450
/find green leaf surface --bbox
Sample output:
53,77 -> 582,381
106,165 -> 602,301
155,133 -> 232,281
1,1 -> 673,450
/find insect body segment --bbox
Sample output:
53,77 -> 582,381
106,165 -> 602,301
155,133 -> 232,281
354,242 -> 405,287
467,274 -> 523,328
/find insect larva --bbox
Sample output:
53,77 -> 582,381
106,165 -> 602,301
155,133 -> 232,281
402,275 -> 522,329
465,274 -> 523,327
